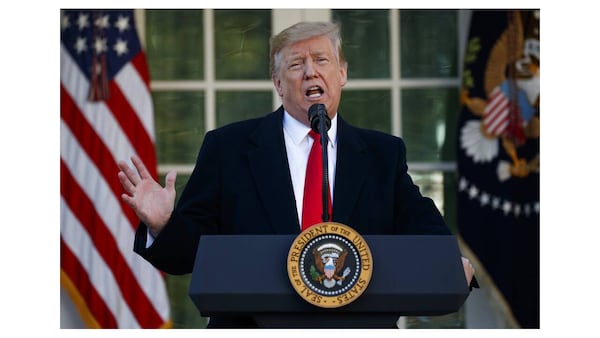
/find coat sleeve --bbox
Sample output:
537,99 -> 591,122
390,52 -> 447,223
133,130 -> 222,275
393,138 -> 452,235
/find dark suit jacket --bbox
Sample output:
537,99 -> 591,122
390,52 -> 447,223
134,106 -> 452,327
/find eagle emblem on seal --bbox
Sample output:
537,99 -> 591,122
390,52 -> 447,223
310,243 -> 351,288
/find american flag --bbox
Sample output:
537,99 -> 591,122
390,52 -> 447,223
482,86 -> 510,136
60,9 -> 170,328
482,83 -> 525,144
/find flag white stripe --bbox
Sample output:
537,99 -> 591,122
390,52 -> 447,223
483,98 -> 507,123
485,87 -> 503,110
483,87 -> 509,135
483,91 -> 506,124
61,44 -> 138,165
61,120 -> 131,250
61,197 -> 140,328
60,120 -> 169,319
490,120 -> 508,135
61,11 -> 169,328
115,63 -> 156,142
486,106 -> 509,134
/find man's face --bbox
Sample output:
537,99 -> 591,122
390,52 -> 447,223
272,35 -> 347,126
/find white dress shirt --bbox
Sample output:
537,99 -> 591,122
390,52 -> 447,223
282,110 -> 337,226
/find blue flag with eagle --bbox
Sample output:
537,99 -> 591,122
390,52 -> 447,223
457,10 -> 539,328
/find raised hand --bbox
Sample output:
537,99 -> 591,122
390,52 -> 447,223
117,155 -> 177,237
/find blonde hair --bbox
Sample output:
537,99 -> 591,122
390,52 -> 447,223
269,21 -> 346,77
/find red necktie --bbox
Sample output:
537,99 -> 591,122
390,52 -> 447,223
301,130 -> 332,230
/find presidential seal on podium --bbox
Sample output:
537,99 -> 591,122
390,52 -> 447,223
287,222 -> 373,308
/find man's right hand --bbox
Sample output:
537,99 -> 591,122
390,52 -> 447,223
117,155 -> 177,237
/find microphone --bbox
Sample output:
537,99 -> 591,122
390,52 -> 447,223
308,104 -> 331,134
307,104 -> 331,223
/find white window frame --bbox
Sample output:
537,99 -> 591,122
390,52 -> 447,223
136,9 -> 471,175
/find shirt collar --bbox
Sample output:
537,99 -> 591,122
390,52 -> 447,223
283,110 -> 338,147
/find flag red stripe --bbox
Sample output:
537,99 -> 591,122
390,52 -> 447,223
489,120 -> 508,135
131,52 -> 151,87
484,92 -> 508,123
485,99 -> 508,124
60,85 -> 139,228
484,89 -> 509,135
485,103 -> 509,134
60,160 -> 163,328
484,89 -> 503,115
61,239 -> 118,328
61,10 -> 169,328
105,76 -> 158,179
486,112 -> 508,134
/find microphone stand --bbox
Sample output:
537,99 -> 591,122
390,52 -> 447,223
308,103 -> 331,223
318,109 -> 329,223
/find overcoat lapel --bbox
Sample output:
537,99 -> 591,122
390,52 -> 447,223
332,116 -> 370,225
247,108 -> 301,234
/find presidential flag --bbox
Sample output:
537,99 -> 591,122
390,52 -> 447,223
457,10 -> 540,328
60,9 -> 171,328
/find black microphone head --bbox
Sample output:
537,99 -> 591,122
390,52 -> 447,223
308,103 -> 324,124
308,103 -> 331,133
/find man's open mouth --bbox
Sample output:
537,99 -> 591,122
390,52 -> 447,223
306,86 -> 324,98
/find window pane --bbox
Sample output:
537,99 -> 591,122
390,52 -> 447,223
339,90 -> 390,133
401,88 -> 459,162
400,10 -> 458,78
332,9 -> 390,78
407,171 -> 445,216
153,91 -> 205,164
405,170 -> 461,235
216,91 -> 272,127
214,10 -> 271,80
146,9 -> 204,80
